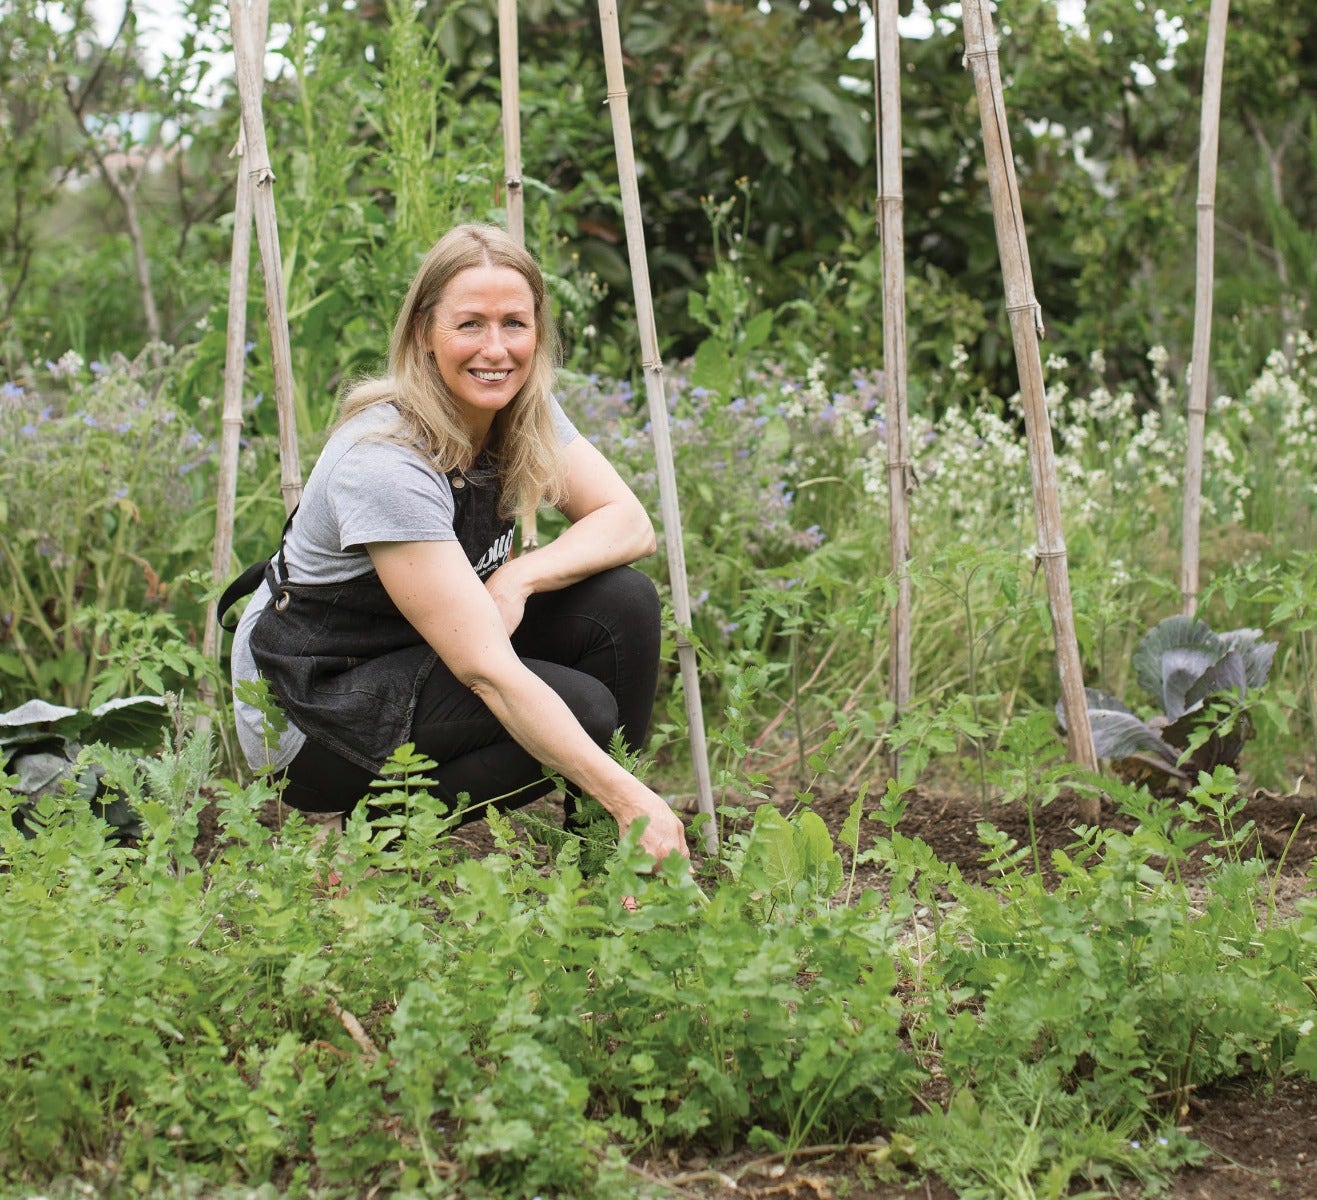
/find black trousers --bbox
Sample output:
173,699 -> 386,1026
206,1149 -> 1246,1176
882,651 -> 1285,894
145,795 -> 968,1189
279,565 -> 661,824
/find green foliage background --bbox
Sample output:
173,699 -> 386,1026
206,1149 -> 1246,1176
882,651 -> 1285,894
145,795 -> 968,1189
4,0 -> 1317,406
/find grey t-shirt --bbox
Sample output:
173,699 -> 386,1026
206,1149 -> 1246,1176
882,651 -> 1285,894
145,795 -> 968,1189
231,400 -> 577,770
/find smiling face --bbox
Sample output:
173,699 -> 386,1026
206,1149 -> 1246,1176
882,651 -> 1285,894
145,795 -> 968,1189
424,264 -> 538,445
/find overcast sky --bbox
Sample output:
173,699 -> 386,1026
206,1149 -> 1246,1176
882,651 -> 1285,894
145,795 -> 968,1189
92,0 -> 1093,74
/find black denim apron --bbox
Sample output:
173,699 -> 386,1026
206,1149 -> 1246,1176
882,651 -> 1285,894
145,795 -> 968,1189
247,461 -> 514,773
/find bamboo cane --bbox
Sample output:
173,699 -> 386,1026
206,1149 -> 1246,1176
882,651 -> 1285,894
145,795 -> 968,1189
498,0 -> 525,248
596,0 -> 716,850
1181,0 -> 1230,618
875,0 -> 914,770
229,0 -> 301,516
199,0 -> 266,718
961,0 -> 1099,813
202,123 -> 257,665
498,0 -> 541,551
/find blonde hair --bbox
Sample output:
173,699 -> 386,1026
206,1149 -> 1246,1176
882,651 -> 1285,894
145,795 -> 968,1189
337,223 -> 567,517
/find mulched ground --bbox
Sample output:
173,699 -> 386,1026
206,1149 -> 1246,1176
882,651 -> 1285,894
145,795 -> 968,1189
193,774 -> 1317,1200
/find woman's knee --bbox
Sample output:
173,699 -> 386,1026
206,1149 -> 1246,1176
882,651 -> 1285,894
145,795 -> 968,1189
598,565 -> 660,626
550,667 -> 620,746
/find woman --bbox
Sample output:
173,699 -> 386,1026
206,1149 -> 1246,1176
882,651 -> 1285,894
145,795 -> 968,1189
228,223 -> 688,865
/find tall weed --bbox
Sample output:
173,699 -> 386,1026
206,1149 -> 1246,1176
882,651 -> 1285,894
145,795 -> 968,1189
0,349 -> 218,708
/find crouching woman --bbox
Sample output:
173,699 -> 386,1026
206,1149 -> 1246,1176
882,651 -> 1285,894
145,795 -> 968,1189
227,222 -> 688,865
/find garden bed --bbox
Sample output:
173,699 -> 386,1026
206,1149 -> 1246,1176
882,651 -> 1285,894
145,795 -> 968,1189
188,770 -> 1316,1200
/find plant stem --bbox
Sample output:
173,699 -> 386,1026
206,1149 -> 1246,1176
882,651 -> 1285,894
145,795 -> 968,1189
791,628 -> 807,790
1301,630 -> 1317,799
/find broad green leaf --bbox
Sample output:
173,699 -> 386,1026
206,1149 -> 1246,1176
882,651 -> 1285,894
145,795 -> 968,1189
750,803 -> 801,896
86,696 -> 169,750
741,309 -> 774,354
796,810 -> 843,900
839,789 -> 866,854
690,337 -> 735,399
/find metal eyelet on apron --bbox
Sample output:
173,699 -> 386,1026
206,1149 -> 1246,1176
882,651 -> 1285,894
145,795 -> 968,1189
274,589 -> 292,612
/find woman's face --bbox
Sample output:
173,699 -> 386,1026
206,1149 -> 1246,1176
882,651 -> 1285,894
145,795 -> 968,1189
425,264 -> 537,440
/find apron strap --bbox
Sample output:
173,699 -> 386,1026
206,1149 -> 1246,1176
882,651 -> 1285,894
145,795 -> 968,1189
216,506 -> 299,633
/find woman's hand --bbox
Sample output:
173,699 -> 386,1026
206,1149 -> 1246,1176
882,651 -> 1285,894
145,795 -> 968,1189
608,782 -> 690,865
483,557 -> 531,635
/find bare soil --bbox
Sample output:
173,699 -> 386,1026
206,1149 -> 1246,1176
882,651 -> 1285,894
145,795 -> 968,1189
194,780 -> 1317,1200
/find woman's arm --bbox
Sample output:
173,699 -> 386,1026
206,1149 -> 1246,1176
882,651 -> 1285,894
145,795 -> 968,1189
369,538 -> 688,864
484,436 -> 655,633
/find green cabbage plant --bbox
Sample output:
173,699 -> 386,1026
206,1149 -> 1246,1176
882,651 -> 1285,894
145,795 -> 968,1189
1060,616 -> 1277,789
0,696 -> 167,839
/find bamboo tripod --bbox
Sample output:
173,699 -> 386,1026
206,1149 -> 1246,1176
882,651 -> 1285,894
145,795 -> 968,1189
595,0 -> 717,849
875,3 -> 1232,817
499,0 -> 716,848
872,2 -> 1099,800
203,0 -> 302,671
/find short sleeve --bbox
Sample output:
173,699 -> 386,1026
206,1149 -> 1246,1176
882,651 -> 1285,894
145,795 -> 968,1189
328,439 -> 457,550
550,395 -> 579,446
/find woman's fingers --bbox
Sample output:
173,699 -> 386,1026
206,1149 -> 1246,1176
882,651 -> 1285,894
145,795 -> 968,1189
635,808 -> 690,864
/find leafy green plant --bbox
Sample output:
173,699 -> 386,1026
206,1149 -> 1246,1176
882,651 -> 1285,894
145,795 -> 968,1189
889,769 -> 1315,1199
909,1064 -> 1205,1200
0,349 -> 216,708
0,695 -> 167,840
1062,615 -> 1278,789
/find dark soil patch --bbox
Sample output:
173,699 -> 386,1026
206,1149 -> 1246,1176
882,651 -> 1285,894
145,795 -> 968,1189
801,779 -> 1317,901
1161,1073 -> 1317,1200
629,1069 -> 1317,1199
190,777 -> 1317,1200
